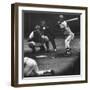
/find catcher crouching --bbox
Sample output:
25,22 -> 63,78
28,25 -> 49,53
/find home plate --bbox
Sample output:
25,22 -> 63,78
36,55 -> 48,58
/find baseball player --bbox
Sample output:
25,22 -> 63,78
24,57 -> 54,76
28,25 -> 49,52
58,15 -> 75,55
40,20 -> 57,52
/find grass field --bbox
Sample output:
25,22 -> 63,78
24,37 -> 80,77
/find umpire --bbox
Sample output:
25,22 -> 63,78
40,20 -> 56,52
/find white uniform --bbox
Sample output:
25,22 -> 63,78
24,57 -> 52,76
59,21 -> 74,49
24,57 -> 38,76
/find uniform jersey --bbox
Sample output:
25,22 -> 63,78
29,30 -> 42,42
59,21 -> 73,36
59,21 -> 67,29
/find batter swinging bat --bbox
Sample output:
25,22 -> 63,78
65,17 -> 79,22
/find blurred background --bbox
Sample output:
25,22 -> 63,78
23,11 -> 80,38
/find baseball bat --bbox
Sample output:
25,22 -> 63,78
65,17 -> 79,22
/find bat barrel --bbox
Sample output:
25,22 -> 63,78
66,17 -> 78,22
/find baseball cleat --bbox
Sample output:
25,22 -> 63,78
64,51 -> 71,56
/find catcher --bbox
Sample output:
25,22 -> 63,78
28,25 -> 49,52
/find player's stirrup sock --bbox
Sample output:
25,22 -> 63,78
66,48 -> 71,52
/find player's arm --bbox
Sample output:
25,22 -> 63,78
29,31 -> 34,39
27,31 -> 34,42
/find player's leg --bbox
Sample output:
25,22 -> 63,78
42,35 -> 50,52
65,35 -> 72,54
65,36 -> 71,48
39,45 -> 46,52
66,33 -> 74,48
65,33 -> 74,55
45,41 -> 50,52
49,38 -> 57,51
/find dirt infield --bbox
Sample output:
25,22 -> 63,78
24,38 -> 80,76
